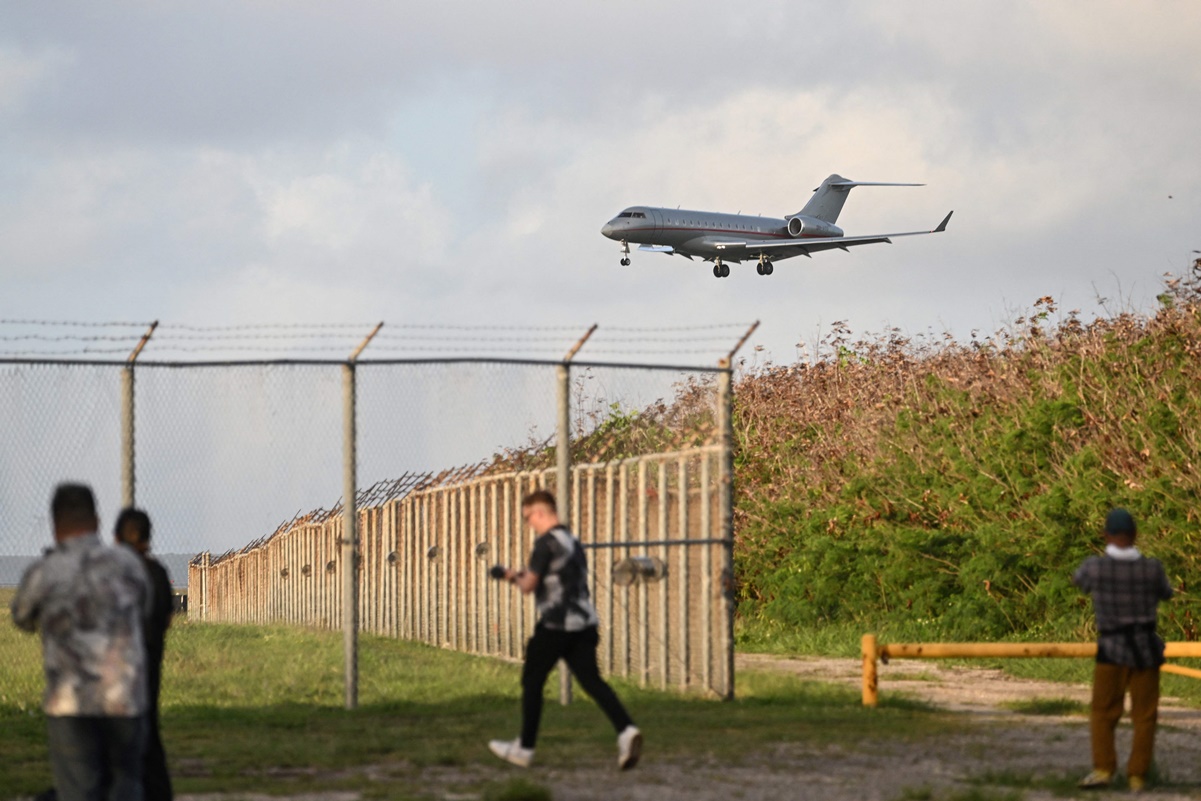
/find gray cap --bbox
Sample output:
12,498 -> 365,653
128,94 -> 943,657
1104,508 -> 1136,537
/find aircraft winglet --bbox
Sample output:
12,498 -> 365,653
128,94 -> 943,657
933,211 -> 953,233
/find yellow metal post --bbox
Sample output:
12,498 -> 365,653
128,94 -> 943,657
861,633 -> 878,708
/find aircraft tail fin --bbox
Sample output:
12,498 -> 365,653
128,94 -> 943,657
796,174 -> 924,223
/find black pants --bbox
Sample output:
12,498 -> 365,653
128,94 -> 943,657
521,625 -> 633,749
142,705 -> 172,801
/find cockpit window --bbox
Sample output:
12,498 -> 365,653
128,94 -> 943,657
632,212 -> 646,218
618,212 -> 633,218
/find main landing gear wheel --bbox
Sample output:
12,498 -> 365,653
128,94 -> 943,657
765,261 -> 774,275
712,264 -> 721,278
757,258 -> 774,276
712,261 -> 730,278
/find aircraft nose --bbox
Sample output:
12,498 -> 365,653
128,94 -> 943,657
601,221 -> 615,238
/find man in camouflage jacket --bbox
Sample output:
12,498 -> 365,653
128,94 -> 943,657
11,484 -> 151,801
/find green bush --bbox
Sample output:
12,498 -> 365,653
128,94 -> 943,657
734,267 -> 1201,646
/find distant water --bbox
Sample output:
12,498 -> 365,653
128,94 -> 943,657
0,553 -> 195,589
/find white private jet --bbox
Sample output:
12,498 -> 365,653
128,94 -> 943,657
601,174 -> 952,278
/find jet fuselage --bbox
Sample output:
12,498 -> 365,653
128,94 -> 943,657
600,207 -> 843,258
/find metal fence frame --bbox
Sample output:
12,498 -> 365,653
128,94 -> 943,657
4,334 -> 752,706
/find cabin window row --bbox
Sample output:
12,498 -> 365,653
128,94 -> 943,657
668,220 -> 764,232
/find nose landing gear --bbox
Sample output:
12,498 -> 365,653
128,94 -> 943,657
711,259 -> 730,278
619,240 -> 631,267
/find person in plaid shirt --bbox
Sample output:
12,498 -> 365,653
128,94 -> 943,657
1072,508 -> 1173,792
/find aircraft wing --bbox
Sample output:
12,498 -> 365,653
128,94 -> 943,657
715,211 -> 953,258
638,244 -> 694,260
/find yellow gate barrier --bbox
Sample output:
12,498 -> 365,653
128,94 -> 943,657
860,633 -> 1201,707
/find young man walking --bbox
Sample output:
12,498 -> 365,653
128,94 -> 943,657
489,489 -> 642,770
1073,508 -> 1173,792
11,484 -> 152,801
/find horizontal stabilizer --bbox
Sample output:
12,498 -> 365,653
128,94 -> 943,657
801,174 -> 925,223
826,181 -> 924,188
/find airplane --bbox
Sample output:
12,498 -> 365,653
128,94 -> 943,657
600,174 -> 952,278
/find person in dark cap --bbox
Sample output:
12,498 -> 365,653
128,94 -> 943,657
1073,508 -> 1173,792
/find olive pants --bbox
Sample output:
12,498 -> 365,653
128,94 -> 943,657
1090,662 -> 1160,778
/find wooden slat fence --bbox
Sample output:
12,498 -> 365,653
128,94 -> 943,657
189,445 -> 732,697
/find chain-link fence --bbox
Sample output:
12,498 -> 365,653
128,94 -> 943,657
2,336 -> 743,702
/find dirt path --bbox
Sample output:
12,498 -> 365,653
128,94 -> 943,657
172,655 -> 1201,801
738,652 -> 1201,721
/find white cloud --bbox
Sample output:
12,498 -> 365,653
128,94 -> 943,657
0,45 -> 69,114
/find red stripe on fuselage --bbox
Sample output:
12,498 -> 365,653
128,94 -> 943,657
617,225 -> 829,240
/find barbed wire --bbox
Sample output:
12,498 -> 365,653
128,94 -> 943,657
584,335 -> 745,343
604,323 -> 751,332
2,319 -> 753,332
0,346 -> 729,358
0,347 -> 135,356
363,324 -> 589,332
0,334 -> 144,342
0,319 -> 152,328
157,323 -> 376,332
153,333 -> 367,341
0,320 -> 754,359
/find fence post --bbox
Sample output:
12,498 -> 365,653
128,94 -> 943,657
555,325 -> 597,706
716,362 -> 735,700
555,361 -> 573,706
343,323 -> 383,711
120,321 -> 158,507
717,321 -> 758,701
342,360 -> 359,709
201,551 -> 210,622
120,367 -> 135,507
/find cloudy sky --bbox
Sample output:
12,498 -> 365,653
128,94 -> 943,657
2,2 -> 1201,556
2,0 -> 1199,365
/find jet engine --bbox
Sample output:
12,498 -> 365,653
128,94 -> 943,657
786,215 -> 842,238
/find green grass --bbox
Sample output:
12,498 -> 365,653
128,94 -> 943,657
481,777 -> 554,801
1000,698 -> 1087,716
0,619 -> 952,800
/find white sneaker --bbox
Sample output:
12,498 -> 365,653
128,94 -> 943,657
617,725 -> 642,771
489,738 -> 534,768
